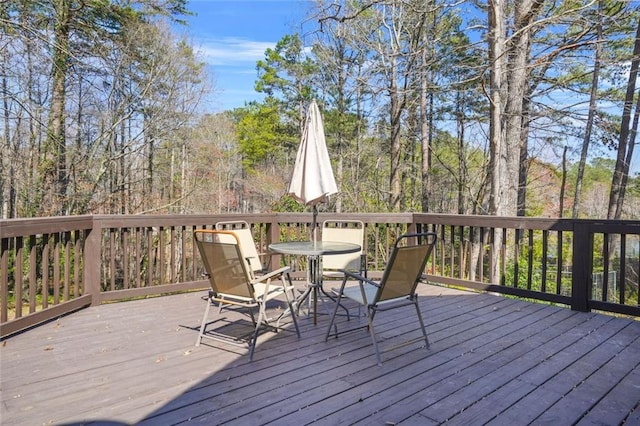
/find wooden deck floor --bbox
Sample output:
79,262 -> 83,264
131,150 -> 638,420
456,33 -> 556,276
2,283 -> 639,426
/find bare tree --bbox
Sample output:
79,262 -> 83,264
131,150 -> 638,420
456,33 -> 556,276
608,16 -> 640,220
573,0 -> 604,218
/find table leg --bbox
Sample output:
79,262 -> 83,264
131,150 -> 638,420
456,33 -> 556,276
310,255 -> 320,325
296,255 -> 350,325
292,256 -> 318,322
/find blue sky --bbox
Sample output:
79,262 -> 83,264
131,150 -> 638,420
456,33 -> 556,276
179,0 -> 313,112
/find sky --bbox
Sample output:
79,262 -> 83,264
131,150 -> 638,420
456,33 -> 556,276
178,0 -> 314,112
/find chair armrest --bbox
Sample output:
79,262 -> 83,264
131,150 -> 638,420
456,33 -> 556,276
251,266 -> 294,301
251,265 -> 291,284
335,269 -> 378,306
339,269 -> 380,288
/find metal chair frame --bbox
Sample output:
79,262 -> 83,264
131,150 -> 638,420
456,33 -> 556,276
194,230 -> 300,361
325,232 -> 437,366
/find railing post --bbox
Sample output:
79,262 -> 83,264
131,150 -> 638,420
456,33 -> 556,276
571,221 -> 592,312
84,216 -> 102,306
266,215 -> 281,269
407,215 -> 418,235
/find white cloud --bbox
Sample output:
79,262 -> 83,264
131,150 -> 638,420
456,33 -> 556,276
196,37 -> 275,66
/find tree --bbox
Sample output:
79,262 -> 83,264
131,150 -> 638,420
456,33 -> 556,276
41,0 -> 148,214
255,34 -> 318,131
185,112 -> 242,213
487,0 -> 547,217
572,0 -> 605,218
608,15 -> 640,220
1,0 -> 212,217
234,99 -> 290,171
3,0 -> 194,214
3,0 -> 639,220
310,3 -> 372,212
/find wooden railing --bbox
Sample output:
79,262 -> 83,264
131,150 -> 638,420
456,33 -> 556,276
1,213 -> 639,337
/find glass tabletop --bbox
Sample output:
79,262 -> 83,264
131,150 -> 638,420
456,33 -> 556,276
269,241 -> 360,256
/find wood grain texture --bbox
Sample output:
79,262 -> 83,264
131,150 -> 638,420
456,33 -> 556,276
1,283 -> 638,425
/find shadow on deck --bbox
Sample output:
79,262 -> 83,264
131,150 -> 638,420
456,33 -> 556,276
2,283 -> 639,425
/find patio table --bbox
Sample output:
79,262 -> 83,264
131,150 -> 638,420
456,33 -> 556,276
269,241 -> 361,325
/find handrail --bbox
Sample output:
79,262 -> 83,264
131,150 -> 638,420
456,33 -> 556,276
1,213 -> 639,338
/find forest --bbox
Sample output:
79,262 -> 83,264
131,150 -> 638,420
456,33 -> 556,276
2,0 -> 639,220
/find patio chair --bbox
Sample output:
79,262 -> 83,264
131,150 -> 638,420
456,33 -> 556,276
215,221 -> 272,313
194,229 -> 300,361
321,220 -> 366,317
321,220 -> 366,279
325,232 -> 437,366
215,221 -> 268,279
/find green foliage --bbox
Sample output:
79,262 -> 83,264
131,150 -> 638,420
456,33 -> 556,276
500,230 -> 638,307
628,173 -> 640,197
427,129 -> 489,214
567,157 -> 615,191
4,0 -> 640,218
233,99 -> 296,172
3,232 -> 83,320
271,194 -> 305,213
502,230 -> 574,296
322,108 -> 361,150
255,33 -> 318,127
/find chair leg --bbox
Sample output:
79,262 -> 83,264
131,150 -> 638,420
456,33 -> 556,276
320,284 -> 351,320
282,285 -> 301,338
288,298 -> 301,338
414,299 -> 430,349
249,304 -> 266,361
324,291 -> 343,341
247,304 -> 257,326
196,297 -> 212,347
367,307 -> 383,366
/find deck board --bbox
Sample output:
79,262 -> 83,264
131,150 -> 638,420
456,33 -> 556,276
1,283 -> 639,425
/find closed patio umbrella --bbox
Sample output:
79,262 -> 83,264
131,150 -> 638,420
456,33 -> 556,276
288,100 -> 338,242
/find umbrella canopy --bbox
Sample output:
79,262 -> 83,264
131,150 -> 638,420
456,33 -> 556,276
288,100 -> 338,206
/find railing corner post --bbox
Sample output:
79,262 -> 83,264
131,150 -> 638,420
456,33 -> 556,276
571,221 -> 593,312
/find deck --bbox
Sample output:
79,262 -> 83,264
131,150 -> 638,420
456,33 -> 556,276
1,283 -> 639,425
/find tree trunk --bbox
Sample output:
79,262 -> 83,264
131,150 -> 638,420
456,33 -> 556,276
560,146 -> 568,218
573,0 -> 603,219
456,93 -> 466,215
607,16 -> 640,220
335,59 -> 347,214
420,11 -> 431,213
488,0 -> 506,218
45,0 -> 71,215
389,56 -> 403,211
1,27 -> 9,218
506,0 -> 544,217
488,0 -> 506,283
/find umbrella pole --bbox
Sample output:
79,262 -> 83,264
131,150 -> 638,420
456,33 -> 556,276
312,205 -> 318,245
312,204 -> 318,323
